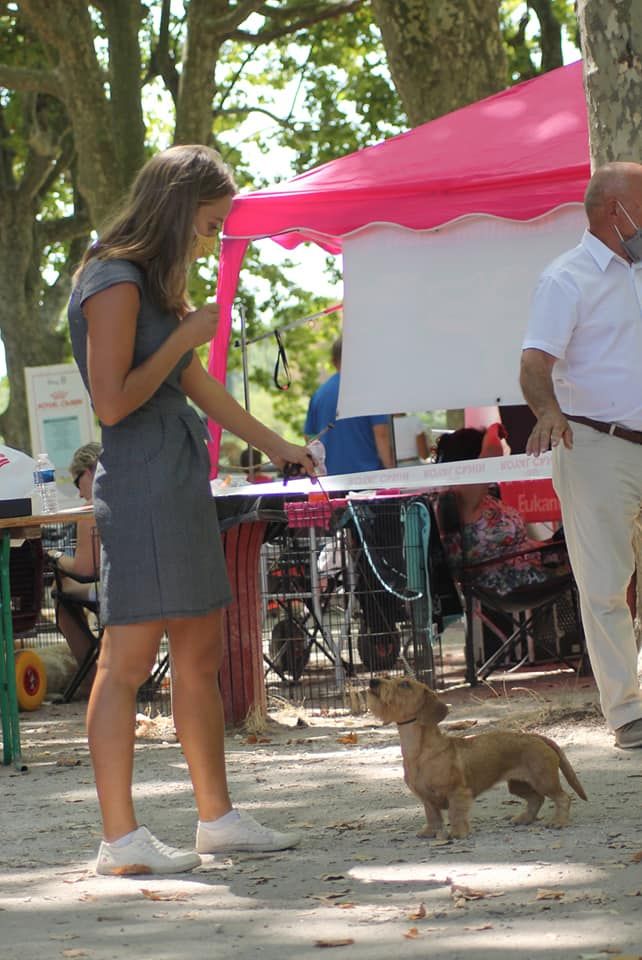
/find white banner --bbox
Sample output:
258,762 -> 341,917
213,451 -> 553,498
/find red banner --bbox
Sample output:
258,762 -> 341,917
499,478 -> 561,523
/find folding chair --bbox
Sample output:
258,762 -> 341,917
49,537 -> 103,702
435,491 -> 585,685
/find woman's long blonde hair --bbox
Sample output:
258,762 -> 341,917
75,144 -> 236,314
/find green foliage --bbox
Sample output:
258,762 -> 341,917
501,0 -> 579,81
1,0 -> 583,446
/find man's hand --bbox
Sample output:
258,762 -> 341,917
526,411 -> 573,456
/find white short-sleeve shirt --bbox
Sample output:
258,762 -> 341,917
523,229 -> 642,429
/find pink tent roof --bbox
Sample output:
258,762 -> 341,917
223,60 -> 589,253
209,61 -> 589,472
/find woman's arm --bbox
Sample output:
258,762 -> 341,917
373,422 -> 394,468
480,422 -> 509,459
181,354 -> 316,474
54,515 -> 99,579
84,285 -> 220,426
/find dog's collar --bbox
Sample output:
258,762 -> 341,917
396,717 -> 417,726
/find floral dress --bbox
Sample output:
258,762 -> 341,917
443,495 -> 548,596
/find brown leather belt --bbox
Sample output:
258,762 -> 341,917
565,414 -> 642,446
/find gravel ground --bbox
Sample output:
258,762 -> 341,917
2,670 -> 642,960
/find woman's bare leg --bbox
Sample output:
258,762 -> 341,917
87,622 -> 163,841
168,610 -> 232,821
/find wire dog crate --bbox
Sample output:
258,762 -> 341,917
260,493 -> 462,713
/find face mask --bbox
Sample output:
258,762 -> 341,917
192,228 -> 218,261
614,201 -> 642,263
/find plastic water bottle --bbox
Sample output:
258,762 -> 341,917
307,438 -> 328,477
33,452 -> 59,514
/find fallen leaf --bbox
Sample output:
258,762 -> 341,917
140,889 -> 191,902
245,734 -> 258,744
309,889 -> 352,903
321,873 -> 346,882
62,951 -> 90,958
631,851 -> 642,863
403,928 -> 421,940
535,889 -> 565,901
336,733 -> 358,745
464,924 -> 494,931
450,885 -> 503,901
56,757 -> 82,767
407,903 -> 426,920
314,939 -> 355,948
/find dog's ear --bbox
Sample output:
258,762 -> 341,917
417,689 -> 449,725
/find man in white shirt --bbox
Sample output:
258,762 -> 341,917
520,161 -> 642,750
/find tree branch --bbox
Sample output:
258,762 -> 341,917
18,150 -> 58,202
212,0 -> 265,33
527,0 -> 563,71
0,64 -> 64,99
37,212 -> 91,246
232,0 -> 364,44
147,0 -> 179,102
218,104 -> 299,127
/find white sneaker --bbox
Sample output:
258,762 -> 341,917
96,826 -> 201,876
196,811 -> 300,854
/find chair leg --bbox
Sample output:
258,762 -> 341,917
62,643 -> 100,702
464,594 -> 478,686
475,614 -> 531,682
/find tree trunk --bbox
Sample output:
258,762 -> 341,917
0,195 -> 67,450
19,0 -> 124,224
174,0 -> 225,145
529,0 -> 564,72
577,0 -> 642,167
370,0 -> 507,125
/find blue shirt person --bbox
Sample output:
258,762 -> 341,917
304,337 -> 393,475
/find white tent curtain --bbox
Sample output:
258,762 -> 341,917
337,204 -> 586,418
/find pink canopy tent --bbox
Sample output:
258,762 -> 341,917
209,60 -> 589,469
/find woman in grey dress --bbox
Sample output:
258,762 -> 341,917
68,144 -> 316,876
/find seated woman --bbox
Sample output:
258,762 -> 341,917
435,424 -> 563,596
47,443 -> 101,685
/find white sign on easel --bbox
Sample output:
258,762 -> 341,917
24,364 -> 96,506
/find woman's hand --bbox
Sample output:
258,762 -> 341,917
180,302 -> 220,350
481,421 -> 510,458
267,441 -> 318,480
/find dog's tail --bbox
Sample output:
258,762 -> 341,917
537,735 -> 588,801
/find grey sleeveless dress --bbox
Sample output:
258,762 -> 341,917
68,258 -> 232,625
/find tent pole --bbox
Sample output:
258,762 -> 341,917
238,304 -> 254,474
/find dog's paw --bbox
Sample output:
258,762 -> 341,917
511,812 -> 537,826
547,816 -> 569,829
417,826 -> 448,841
448,824 -> 471,840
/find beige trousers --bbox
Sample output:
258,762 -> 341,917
553,421 -> 642,730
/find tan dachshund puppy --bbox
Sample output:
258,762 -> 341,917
368,676 -> 587,839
